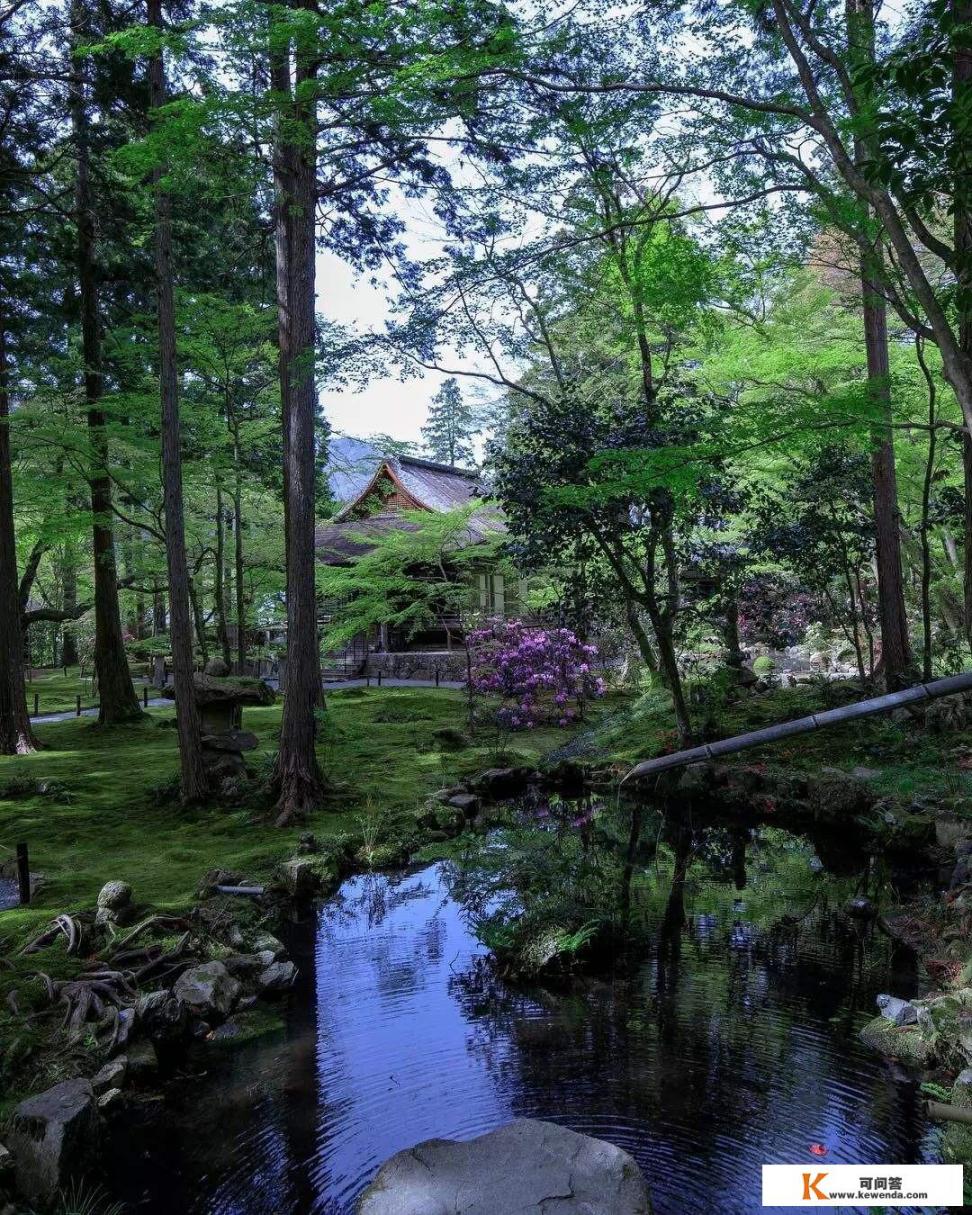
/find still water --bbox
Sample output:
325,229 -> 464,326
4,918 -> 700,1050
110,827 -> 945,1215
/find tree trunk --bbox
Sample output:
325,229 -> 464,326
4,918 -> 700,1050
60,539 -> 79,667
272,10 -> 324,824
623,597 -> 658,673
233,474 -> 246,672
70,7 -> 141,725
844,0 -> 912,689
214,483 -> 231,667
148,0 -> 207,801
916,337 -> 938,680
0,301 -> 38,754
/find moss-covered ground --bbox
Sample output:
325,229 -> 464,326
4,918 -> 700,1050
2,677 -> 970,1125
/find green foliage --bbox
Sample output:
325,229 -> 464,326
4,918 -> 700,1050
318,505 -> 507,651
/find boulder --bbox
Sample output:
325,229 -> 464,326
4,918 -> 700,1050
173,961 -> 241,1021
808,769 -> 872,821
256,960 -> 297,995
473,768 -> 531,798
876,994 -> 918,1026
356,1119 -> 652,1215
90,1058 -> 126,1095
249,931 -> 286,959
859,1015 -> 937,1067
275,857 -> 322,899
136,989 -> 189,1042
95,879 -> 135,927
447,793 -> 480,819
8,1079 -> 100,1208
844,896 -> 878,921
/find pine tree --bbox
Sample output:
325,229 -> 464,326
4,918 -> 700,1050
422,379 -> 477,468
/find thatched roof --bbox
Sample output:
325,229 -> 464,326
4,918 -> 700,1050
333,455 -> 481,521
315,507 -> 506,567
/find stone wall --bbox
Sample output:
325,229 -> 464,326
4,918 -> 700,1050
365,650 -> 468,681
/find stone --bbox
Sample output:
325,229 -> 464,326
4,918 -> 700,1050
96,1088 -> 124,1115
926,693 -> 968,734
136,990 -> 188,1042
297,832 -> 320,854
275,857 -> 322,899
844,896 -> 878,921
90,1058 -> 126,1095
96,880 -> 132,911
173,961 -> 241,1021
95,879 -> 136,927
677,762 -> 716,797
256,960 -> 297,995
126,1039 -> 159,1083
200,729 -> 259,753
204,658 -> 231,677
860,1015 -> 937,1067
0,1142 -> 13,1178
356,1119 -> 652,1215
808,769 -> 872,820
447,793 -> 480,818
432,726 -> 469,749
473,768 -> 531,798
876,993 -> 919,1026
851,766 -> 883,781
249,932 -> 286,959
8,1079 -> 100,1208
953,1068 -> 972,1109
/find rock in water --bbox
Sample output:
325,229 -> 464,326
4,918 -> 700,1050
356,1119 -> 652,1214
876,993 -> 919,1026
8,1079 -> 100,1207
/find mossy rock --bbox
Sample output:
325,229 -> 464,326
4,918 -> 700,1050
859,1015 -> 938,1067
752,656 -> 775,675
431,726 -> 469,750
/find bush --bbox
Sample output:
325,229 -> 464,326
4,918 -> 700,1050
752,656 -> 776,675
468,618 -> 605,731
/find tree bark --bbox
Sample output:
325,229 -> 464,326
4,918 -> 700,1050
70,5 -> 142,725
148,0 -> 207,801
916,337 -> 938,679
0,300 -> 38,754
844,0 -> 912,689
272,7 -> 324,824
60,539 -> 79,667
214,483 -> 231,666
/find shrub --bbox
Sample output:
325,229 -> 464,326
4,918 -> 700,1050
752,656 -> 776,675
467,619 -> 604,731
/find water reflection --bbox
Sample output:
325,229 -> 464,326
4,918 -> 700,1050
108,820 -> 945,1215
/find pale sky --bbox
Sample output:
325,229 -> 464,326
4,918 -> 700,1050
316,249 -> 450,445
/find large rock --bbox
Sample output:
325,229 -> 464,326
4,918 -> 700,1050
356,1119 -> 652,1215
172,961 -> 241,1020
275,857 -> 322,899
8,1079 -> 100,1207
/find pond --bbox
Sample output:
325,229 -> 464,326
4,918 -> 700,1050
106,814 -> 945,1215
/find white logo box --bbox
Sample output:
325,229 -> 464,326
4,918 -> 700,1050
762,1163 -> 963,1207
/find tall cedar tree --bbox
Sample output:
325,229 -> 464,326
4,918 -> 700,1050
147,0 -> 207,800
272,2 -> 325,823
70,0 -> 142,723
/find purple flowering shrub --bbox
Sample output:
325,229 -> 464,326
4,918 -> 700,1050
467,619 -> 605,730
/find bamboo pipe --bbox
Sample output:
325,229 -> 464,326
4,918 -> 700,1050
623,671 -> 972,783
925,1100 -> 972,1126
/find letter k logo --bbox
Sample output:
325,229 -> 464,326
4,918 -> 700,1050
802,1171 -> 829,1200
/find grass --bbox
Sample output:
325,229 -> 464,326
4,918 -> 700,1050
25,665 -> 151,718
0,685 -> 605,1115
0,687 -> 599,938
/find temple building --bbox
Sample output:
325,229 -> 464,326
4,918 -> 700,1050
315,455 -> 521,678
